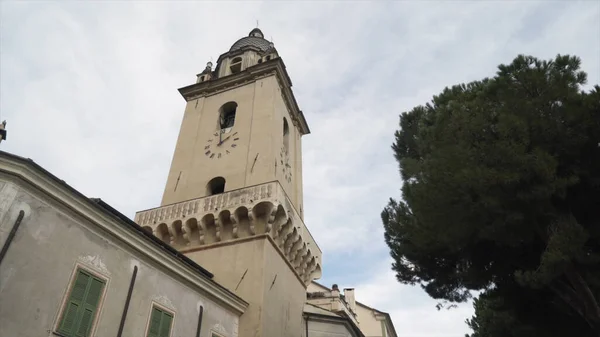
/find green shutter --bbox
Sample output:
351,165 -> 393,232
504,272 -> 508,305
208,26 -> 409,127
148,307 -> 162,337
76,277 -> 104,337
158,312 -> 173,337
58,270 -> 105,337
148,307 -> 173,337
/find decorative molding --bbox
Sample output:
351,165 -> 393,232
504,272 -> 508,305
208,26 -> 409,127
78,255 -> 110,276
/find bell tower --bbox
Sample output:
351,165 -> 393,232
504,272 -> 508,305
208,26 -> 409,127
160,27 -> 308,217
135,28 -> 322,337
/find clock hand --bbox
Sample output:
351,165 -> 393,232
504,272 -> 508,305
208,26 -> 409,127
218,135 -> 231,146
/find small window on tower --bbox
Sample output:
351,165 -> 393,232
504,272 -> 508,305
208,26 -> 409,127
219,102 -> 237,129
258,59 -> 263,64
230,57 -> 242,74
265,55 -> 271,61
206,177 -> 226,195
283,117 -> 290,152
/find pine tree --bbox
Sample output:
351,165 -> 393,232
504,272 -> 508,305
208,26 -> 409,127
382,54 -> 600,333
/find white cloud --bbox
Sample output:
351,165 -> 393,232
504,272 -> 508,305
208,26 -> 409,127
1,1 -> 598,336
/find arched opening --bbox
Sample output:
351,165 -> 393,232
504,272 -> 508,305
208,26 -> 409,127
219,102 -> 237,129
266,55 -> 271,61
283,117 -> 290,153
230,57 -> 242,74
257,58 -> 263,64
206,177 -> 226,195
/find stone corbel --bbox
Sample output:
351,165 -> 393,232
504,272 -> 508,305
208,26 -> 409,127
247,208 -> 256,235
273,207 -> 288,239
198,224 -> 205,245
230,213 -> 239,238
299,252 -> 312,276
277,219 -> 292,246
266,206 -> 277,235
288,236 -> 303,260
166,226 -> 175,245
214,216 -> 222,242
303,257 -> 316,283
180,226 -> 190,246
283,230 -> 298,255
293,244 -> 307,269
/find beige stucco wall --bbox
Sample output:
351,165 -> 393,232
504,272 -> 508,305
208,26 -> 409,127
185,235 -> 306,337
0,178 -> 241,337
161,74 -> 304,214
355,303 -> 383,337
262,239 -> 306,337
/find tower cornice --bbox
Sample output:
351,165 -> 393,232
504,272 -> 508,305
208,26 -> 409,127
178,58 -> 310,135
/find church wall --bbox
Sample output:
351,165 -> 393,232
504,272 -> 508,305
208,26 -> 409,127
161,73 -> 306,215
184,234 -> 308,337
184,237 -> 268,337
272,81 -> 304,214
261,237 -> 306,337
162,80 -> 260,205
244,75 -> 278,189
0,178 -> 241,337
161,95 -> 206,205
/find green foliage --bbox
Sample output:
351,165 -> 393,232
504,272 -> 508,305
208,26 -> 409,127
383,54 -> 600,332
466,286 -> 595,337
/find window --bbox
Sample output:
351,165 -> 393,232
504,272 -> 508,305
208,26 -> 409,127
229,57 -> 242,74
200,75 -> 205,81
265,55 -> 271,61
147,306 -> 173,337
57,269 -> 106,337
207,177 -> 226,195
257,59 -> 263,64
283,117 -> 290,152
219,102 -> 237,129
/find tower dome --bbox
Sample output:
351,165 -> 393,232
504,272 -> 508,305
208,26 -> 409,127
229,28 -> 272,52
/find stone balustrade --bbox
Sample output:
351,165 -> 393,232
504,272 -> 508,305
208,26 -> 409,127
134,181 -> 322,284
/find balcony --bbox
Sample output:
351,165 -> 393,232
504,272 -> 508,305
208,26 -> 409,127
134,181 -> 322,284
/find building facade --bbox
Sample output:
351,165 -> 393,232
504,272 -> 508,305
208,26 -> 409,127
0,28 -> 396,337
0,153 -> 246,337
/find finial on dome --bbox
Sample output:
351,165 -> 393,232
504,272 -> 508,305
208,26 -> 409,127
206,61 -> 213,70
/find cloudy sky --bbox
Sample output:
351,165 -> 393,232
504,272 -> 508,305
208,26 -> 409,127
1,1 -> 599,336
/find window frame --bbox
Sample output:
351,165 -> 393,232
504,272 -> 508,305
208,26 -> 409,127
229,57 -> 242,74
144,302 -> 176,337
54,263 -> 109,337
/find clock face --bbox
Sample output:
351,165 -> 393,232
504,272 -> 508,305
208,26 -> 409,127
204,130 -> 239,159
280,146 -> 292,183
